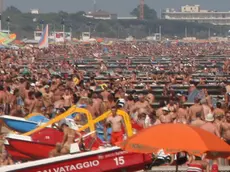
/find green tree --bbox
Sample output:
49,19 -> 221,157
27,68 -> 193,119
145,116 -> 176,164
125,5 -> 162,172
130,4 -> 157,20
1,6 -> 228,39
5,6 -> 21,14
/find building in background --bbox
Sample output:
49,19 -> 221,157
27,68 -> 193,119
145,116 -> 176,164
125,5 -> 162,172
84,10 -> 137,20
162,5 -> 230,25
84,10 -> 117,20
30,9 -> 39,14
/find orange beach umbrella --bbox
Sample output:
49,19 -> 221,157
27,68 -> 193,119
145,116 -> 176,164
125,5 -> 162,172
118,124 -> 230,159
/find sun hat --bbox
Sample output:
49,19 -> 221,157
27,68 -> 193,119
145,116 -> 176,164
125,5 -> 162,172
162,106 -> 170,112
205,113 -> 214,122
44,85 -> 50,89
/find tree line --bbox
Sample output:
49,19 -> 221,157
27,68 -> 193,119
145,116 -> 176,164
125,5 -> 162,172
2,5 -> 229,39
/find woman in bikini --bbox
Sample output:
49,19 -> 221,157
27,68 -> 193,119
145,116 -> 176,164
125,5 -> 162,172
59,120 -> 82,155
49,119 -> 82,157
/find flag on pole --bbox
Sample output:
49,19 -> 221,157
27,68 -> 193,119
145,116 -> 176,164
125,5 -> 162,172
38,24 -> 49,48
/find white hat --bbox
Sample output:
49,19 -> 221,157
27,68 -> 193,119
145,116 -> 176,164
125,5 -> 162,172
58,119 -> 69,127
30,83 -> 35,87
205,113 -> 214,122
35,81 -> 41,86
44,85 -> 50,89
162,106 -> 170,112
117,98 -> 125,107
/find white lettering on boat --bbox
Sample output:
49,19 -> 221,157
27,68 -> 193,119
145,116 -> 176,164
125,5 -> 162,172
37,160 -> 100,172
104,151 -> 128,158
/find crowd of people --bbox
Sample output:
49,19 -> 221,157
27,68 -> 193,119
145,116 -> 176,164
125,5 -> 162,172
0,41 -> 230,171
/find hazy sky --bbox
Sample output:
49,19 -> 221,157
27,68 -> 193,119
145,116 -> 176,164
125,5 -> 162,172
4,0 -> 230,16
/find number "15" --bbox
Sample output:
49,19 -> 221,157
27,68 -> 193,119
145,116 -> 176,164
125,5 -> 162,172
114,156 -> 125,166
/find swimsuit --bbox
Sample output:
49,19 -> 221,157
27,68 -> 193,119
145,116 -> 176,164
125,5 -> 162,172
187,164 -> 203,172
111,131 -> 123,145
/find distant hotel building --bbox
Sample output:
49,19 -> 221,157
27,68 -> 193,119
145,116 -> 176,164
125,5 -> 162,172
84,10 -> 117,20
30,9 -> 39,14
162,5 -> 230,25
84,10 -> 137,20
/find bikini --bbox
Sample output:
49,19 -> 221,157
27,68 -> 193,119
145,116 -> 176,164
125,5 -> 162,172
64,133 -> 76,150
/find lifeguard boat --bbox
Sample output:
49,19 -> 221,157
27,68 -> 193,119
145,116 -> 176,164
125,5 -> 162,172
2,106 -> 157,171
0,146 -> 153,172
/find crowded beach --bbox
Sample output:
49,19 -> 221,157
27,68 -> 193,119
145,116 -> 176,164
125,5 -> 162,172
0,40 -> 230,172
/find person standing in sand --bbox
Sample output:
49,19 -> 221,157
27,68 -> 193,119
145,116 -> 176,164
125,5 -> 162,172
63,88 -> 73,110
221,111 -> 230,144
200,113 -> 220,137
159,107 -> 173,124
30,91 -> 45,114
42,85 -> 54,108
188,97 -> 203,123
190,112 -> 205,127
104,106 -> 124,145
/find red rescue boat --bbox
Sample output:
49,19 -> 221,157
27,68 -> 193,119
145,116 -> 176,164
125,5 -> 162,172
0,147 -> 153,172
4,140 -> 33,161
6,128 -> 103,160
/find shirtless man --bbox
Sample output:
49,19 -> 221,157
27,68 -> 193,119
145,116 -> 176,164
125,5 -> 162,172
190,112 -> 205,127
148,110 -> 161,126
63,88 -> 72,110
43,85 -> 54,108
104,106 -> 124,145
30,91 -> 45,114
5,86 -> 14,115
159,107 -> 173,123
130,94 -> 151,115
156,101 -> 166,117
200,99 -> 211,119
174,108 -> 187,124
177,103 -> 188,121
213,102 -> 225,118
24,91 -> 35,115
54,97 -> 65,110
92,93 -> 102,117
10,105 -> 24,117
146,93 -> 155,104
167,100 -> 177,112
101,87 -> 110,101
124,95 -> 135,114
188,98 -> 203,123
200,113 -> 220,137
18,78 -> 26,100
0,85 -> 6,111
221,111 -> 230,144
133,108 -> 149,129
100,94 -> 116,114
53,84 -> 65,102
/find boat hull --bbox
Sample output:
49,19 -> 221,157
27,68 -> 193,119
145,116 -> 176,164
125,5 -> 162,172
0,147 -> 152,172
0,116 -> 38,133
7,129 -> 103,160
5,143 -> 33,161
8,138 -> 55,159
